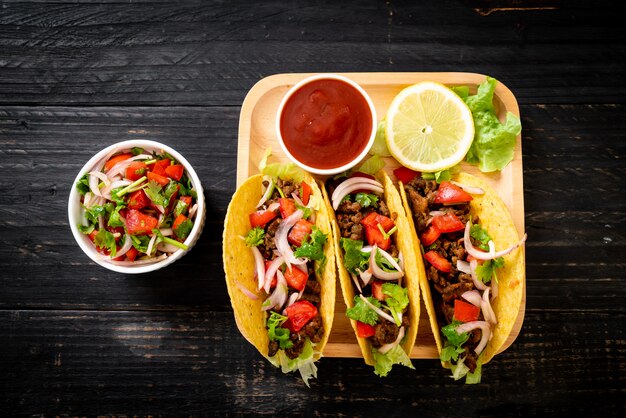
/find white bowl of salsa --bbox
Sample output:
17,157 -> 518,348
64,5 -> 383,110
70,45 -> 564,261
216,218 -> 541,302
276,74 -> 377,175
68,140 -> 206,274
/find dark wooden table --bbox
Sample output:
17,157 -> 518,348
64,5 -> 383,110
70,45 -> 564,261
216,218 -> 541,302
1,1 -> 624,416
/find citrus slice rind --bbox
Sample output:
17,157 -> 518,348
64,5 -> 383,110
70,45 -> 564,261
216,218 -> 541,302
385,81 -> 474,172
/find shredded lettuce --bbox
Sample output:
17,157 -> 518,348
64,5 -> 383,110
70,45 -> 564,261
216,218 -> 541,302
269,339 -> 318,387
370,119 -> 391,157
465,358 -> 482,384
340,238 -> 370,275
450,357 -> 470,381
456,76 -> 522,172
357,155 -> 385,175
372,344 -> 414,377
346,295 -> 380,326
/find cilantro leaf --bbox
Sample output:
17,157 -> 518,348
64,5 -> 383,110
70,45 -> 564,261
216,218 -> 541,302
84,205 -> 107,224
346,295 -> 380,326
440,345 -> 466,362
130,147 -> 144,156
382,283 -> 409,326
131,235 -> 151,254
294,227 -> 327,263
94,229 -> 116,257
340,238 -> 370,275
475,257 -> 505,284
77,224 -> 95,234
76,174 -> 90,195
110,188 -> 126,205
174,219 -> 193,240
441,320 -> 470,348
355,193 -> 379,208
470,223 -> 492,251
174,199 -> 189,217
267,312 -> 293,350
144,181 -> 168,207
245,227 -> 265,247
107,205 -> 126,228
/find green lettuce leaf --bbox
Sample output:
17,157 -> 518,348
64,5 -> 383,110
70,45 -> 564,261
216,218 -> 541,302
357,155 -> 385,175
269,339 -> 318,387
460,77 -> 522,172
370,119 -> 391,157
465,358 -> 482,384
245,227 -> 265,247
340,238 -> 370,275
346,295 -> 380,326
382,283 -> 409,326
372,344 -> 414,377
266,312 -> 293,350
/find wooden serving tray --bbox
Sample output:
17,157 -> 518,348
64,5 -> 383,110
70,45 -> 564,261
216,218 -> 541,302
236,72 -> 525,359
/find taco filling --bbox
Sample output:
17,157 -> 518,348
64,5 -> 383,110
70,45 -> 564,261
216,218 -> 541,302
244,176 -> 329,376
326,171 -> 414,376
403,176 -> 526,382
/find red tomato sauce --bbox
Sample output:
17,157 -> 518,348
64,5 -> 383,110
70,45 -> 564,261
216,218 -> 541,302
279,78 -> 373,170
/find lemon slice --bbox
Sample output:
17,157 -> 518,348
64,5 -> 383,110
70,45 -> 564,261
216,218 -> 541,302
385,81 -> 474,172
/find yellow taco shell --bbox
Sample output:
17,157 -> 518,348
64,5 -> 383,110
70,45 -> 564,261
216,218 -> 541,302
399,172 -> 525,366
323,170 -> 420,366
222,174 -> 336,363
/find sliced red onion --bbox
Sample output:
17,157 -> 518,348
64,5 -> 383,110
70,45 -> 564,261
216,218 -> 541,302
263,270 -> 288,312
90,170 -> 111,187
377,247 -> 404,274
350,272 -> 363,293
457,260 -> 471,274
331,177 -> 383,203
461,290 -> 482,307
378,326 -> 405,354
98,215 -> 105,230
488,240 -> 496,256
101,179 -> 132,199
469,259 -> 487,291
156,242 -> 182,253
285,292 -> 299,308
264,256 -> 284,293
107,154 -> 152,178
234,279 -> 259,300
360,246 -> 373,253
256,178 -> 275,208
451,181 -> 485,195
275,209 -> 307,268
332,180 -> 384,210
291,192 -> 305,208
455,321 -> 491,355
83,191 -> 94,209
464,222 -> 527,261
359,294 -> 396,324
266,202 -> 280,212
146,233 -> 158,256
295,263 -> 308,274
250,246 -> 266,290
491,277 -> 499,300
104,253 -> 167,266
116,233 -> 133,258
89,172 -> 103,197
189,203 -> 198,219
358,268 -> 372,287
370,245 -> 403,281
159,228 -> 173,236
481,287 -> 497,325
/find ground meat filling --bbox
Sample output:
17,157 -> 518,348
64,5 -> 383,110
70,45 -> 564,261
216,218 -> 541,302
327,177 -> 406,349
259,180 -> 325,360
404,176 -> 483,372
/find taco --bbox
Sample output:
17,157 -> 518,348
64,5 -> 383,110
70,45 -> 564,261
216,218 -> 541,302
323,166 -> 420,377
223,168 -> 335,386
399,171 -> 526,383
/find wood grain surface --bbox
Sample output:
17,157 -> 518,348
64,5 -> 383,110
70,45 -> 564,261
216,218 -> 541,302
1,0 -> 625,416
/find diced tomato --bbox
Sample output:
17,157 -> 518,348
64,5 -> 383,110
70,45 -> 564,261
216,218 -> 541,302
284,301 -> 318,332
264,260 -> 277,289
356,321 -> 376,338
87,229 -> 98,242
165,164 -> 184,181
104,153 -> 132,172
288,219 -> 313,247
151,159 -> 171,176
125,209 -> 158,235
278,198 -> 297,219
127,189 -> 150,210
300,182 -> 312,205
431,212 -> 465,233
454,299 -> 480,322
420,224 -> 441,246
125,247 -> 138,262
424,250 -> 452,273
371,280 -> 385,301
249,209 -> 277,228
180,195 -> 192,208
147,171 -> 170,187
393,166 -> 420,184
172,214 -> 187,231
125,161 -> 148,181
361,212 -> 395,250
433,181 -> 473,205
284,266 -> 309,291
466,254 -> 477,262
107,226 -> 125,242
